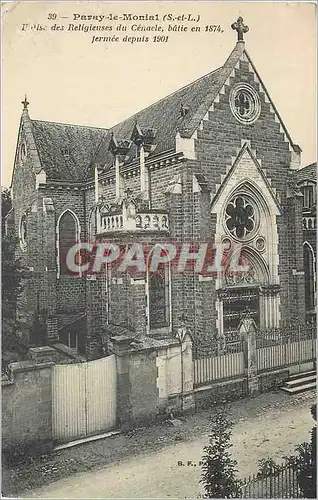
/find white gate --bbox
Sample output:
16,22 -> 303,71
52,355 -> 117,443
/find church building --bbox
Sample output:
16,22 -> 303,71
7,18 -> 316,360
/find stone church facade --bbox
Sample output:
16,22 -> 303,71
7,19 -> 316,360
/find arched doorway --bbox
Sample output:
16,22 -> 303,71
218,246 -> 276,342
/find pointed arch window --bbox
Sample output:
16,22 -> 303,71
303,242 -> 316,311
57,210 -> 80,277
148,263 -> 170,329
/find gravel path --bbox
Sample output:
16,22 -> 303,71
2,390 -> 315,498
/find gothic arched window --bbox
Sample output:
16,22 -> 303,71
88,207 -> 97,241
148,263 -> 170,330
304,242 -> 316,311
57,210 -> 80,276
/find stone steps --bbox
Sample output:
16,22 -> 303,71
281,370 -> 316,394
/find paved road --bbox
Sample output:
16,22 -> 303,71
25,396 -> 314,499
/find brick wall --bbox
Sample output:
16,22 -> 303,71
10,56 -> 310,355
56,277 -> 86,312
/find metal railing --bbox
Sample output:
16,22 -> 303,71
99,211 -> 169,233
241,463 -> 303,498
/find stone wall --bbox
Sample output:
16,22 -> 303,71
2,361 -> 54,461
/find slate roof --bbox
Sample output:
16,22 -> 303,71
31,120 -> 106,181
92,66 -> 226,169
27,41 -> 299,183
93,42 -> 245,170
296,162 -> 317,183
27,43 -> 245,182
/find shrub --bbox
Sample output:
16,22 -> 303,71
201,407 -> 242,498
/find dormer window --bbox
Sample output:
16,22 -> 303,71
301,185 -> 316,210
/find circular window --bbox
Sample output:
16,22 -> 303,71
255,236 -> 266,252
225,195 -> 257,240
19,214 -> 27,251
229,84 -> 261,124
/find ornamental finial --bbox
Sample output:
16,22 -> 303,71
231,17 -> 249,42
21,94 -> 29,109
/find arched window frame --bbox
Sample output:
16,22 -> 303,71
56,209 -> 81,278
216,178 -> 281,336
303,241 -> 316,310
146,244 -> 172,335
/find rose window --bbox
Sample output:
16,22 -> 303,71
225,196 -> 255,239
229,84 -> 261,124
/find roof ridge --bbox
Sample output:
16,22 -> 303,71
31,119 -> 108,131
31,66 -> 225,138
299,162 -> 317,170
109,66 -> 224,132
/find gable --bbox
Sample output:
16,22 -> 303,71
11,117 -> 38,194
197,50 -> 299,155
31,121 -> 107,182
211,142 -> 281,216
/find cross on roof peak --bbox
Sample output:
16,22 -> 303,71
231,17 -> 249,42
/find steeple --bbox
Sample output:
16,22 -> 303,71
231,17 -> 249,43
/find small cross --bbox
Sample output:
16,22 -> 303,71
21,95 -> 29,109
231,17 -> 249,42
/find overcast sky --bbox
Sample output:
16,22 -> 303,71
2,1 -> 316,187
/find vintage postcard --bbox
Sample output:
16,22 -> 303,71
1,1 -> 316,498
